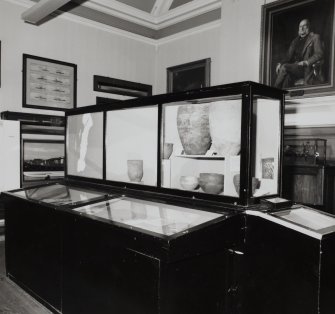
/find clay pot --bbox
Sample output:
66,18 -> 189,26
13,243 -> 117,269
233,174 -> 261,196
180,176 -> 199,190
163,143 -> 173,159
177,104 -> 211,155
199,173 -> 224,194
127,160 -> 143,182
209,101 -> 241,156
233,174 -> 240,195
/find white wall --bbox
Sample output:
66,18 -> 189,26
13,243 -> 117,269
220,0 -> 265,83
154,22 -> 222,94
0,0 -> 156,114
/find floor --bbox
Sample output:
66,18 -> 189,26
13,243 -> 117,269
0,240 -> 52,314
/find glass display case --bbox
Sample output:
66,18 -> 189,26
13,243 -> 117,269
272,206 -> 335,234
74,196 -> 223,236
161,96 -> 282,200
284,137 -> 327,165
66,82 -> 285,206
11,183 -> 112,207
66,112 -> 104,179
105,107 -> 158,186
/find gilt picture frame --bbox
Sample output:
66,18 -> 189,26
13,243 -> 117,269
260,0 -> 335,98
167,58 -> 211,93
23,54 -> 77,110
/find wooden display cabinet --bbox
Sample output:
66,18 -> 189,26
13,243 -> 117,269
6,82 -> 335,314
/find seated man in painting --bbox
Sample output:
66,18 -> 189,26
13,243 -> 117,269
274,19 -> 324,88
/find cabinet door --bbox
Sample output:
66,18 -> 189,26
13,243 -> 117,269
62,213 -> 160,314
282,166 -> 324,206
5,198 -> 61,310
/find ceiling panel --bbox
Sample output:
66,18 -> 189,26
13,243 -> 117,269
170,0 -> 194,10
115,0 -> 156,13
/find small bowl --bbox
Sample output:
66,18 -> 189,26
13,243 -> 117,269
199,173 -> 224,194
199,173 -> 224,184
180,176 -> 199,190
199,180 -> 224,194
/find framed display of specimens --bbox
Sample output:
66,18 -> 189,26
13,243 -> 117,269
22,139 -> 65,186
167,58 -> 211,92
23,54 -> 77,110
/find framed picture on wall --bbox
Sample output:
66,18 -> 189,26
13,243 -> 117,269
21,139 -> 65,187
23,54 -> 77,110
167,58 -> 211,93
260,0 -> 335,98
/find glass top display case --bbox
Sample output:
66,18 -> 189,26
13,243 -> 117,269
74,196 -> 224,236
11,183 -> 112,207
272,206 -> 335,235
65,82 -> 285,206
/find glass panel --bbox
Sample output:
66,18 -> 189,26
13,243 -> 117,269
251,97 -> 281,197
161,97 -> 242,197
274,207 -> 335,231
13,183 -> 109,206
106,106 -> 158,186
75,197 -> 223,236
67,112 -> 104,179
284,138 -> 327,165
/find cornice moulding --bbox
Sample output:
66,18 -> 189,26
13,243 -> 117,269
80,0 -> 221,30
4,0 -> 221,45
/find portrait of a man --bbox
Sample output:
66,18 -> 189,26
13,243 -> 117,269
261,0 -> 335,97
274,19 -> 324,89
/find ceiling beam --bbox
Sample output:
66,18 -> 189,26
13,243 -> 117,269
21,0 -> 72,24
151,0 -> 174,17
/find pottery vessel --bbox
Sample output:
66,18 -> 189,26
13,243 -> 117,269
127,160 -> 143,182
233,174 -> 260,195
180,176 -> 199,190
163,143 -> 173,159
208,100 -> 241,156
199,173 -> 224,194
177,104 -> 211,155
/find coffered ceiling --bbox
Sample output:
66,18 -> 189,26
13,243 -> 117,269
24,0 -> 222,39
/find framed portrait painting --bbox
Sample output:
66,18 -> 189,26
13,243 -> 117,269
23,54 -> 77,110
167,58 -> 211,93
260,0 -> 335,98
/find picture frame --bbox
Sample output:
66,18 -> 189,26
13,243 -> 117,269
21,139 -> 65,187
261,157 -> 275,179
23,54 -> 77,110
167,58 -> 211,93
260,0 -> 335,98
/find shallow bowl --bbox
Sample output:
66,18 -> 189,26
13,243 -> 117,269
199,173 -> 224,184
180,176 -> 199,190
199,180 -> 224,194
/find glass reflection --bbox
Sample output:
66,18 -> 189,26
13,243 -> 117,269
13,183 -> 108,206
75,197 -> 223,236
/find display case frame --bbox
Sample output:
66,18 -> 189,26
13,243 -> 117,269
65,81 -> 285,206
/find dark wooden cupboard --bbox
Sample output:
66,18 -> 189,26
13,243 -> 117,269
282,164 -> 335,213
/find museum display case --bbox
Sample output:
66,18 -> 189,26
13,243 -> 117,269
66,81 -> 285,206
6,82 -> 335,314
244,205 -> 335,314
282,137 -> 335,212
284,137 -> 327,165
